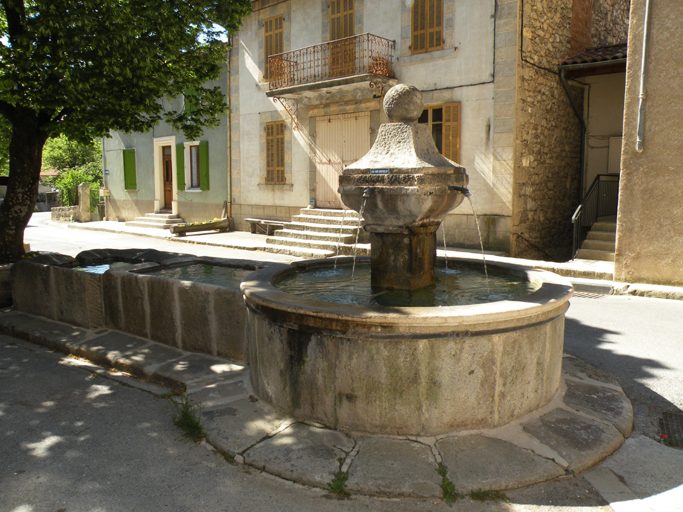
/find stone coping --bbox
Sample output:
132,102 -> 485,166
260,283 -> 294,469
241,256 -> 574,334
0,309 -> 633,498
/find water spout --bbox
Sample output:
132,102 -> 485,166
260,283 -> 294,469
449,185 -> 471,197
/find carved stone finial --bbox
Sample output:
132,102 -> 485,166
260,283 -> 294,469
383,84 -> 423,123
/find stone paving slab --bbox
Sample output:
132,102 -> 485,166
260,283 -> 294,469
74,331 -> 152,371
153,352 -> 242,386
562,355 -> 622,387
243,422 -> 355,488
346,437 -> 442,497
202,397 -> 288,455
0,309 -> 93,352
437,434 -> 565,493
563,379 -> 633,437
523,408 -> 625,475
187,379 -> 248,409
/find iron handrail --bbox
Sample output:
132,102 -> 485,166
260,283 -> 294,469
572,174 -> 620,258
268,33 -> 395,90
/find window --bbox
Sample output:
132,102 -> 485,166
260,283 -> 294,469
264,15 -> 283,81
177,142 -> 210,191
418,103 -> 461,163
123,148 -> 136,190
411,0 -> 443,54
265,121 -> 285,184
330,0 -> 355,77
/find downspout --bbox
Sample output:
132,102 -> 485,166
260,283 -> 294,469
636,0 -> 652,152
101,136 -> 108,221
559,68 -> 587,197
226,43 -> 233,222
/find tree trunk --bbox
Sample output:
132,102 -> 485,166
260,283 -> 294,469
0,109 -> 49,263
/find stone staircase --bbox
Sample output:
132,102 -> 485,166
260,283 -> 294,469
264,208 -> 370,259
575,219 -> 616,262
125,212 -> 185,230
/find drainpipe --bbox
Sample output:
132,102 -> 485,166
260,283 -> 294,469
636,0 -> 653,152
559,68 -> 587,197
226,43 -> 233,222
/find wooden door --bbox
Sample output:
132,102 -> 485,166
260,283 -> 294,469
315,112 -> 370,209
162,146 -> 173,210
329,0 -> 355,78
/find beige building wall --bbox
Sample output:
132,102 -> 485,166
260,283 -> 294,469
615,0 -> 683,286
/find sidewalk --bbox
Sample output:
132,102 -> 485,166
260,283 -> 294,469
68,219 -> 683,300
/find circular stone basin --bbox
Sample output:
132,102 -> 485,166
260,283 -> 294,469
242,257 -> 573,436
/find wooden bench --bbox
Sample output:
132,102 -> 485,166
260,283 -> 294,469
245,218 -> 285,235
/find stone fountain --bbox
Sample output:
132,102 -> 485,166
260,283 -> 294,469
242,84 -> 573,436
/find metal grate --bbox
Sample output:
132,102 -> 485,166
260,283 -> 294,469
573,291 -> 606,299
659,412 -> 683,448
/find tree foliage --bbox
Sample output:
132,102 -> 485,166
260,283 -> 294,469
0,0 -> 252,262
42,135 -> 102,206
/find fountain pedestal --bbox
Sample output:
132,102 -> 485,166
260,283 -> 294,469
338,85 -> 468,290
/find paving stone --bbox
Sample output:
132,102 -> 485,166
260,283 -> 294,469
153,352 -> 240,385
0,311 -> 91,352
523,408 -> 624,474
202,397 -> 288,454
564,379 -> 633,437
562,356 -> 621,386
188,379 -> 248,408
346,437 -> 441,497
437,434 -> 564,493
74,331 -> 151,370
243,423 -> 355,488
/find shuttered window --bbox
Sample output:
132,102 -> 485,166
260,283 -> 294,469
418,103 -> 461,163
264,15 -> 283,81
198,141 -> 210,191
123,149 -> 136,190
176,143 -> 185,190
265,121 -> 285,184
330,0 -> 354,40
411,0 -> 443,54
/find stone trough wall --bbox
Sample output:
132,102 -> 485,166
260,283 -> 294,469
10,249 -> 261,363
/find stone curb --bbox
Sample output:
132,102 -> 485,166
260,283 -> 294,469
0,309 -> 634,498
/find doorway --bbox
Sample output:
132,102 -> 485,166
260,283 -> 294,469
162,145 -> 173,210
314,112 -> 370,209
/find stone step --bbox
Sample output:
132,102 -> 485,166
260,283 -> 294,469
125,220 -> 184,230
299,208 -> 360,218
265,236 -> 366,256
591,221 -> 617,233
292,214 -> 364,227
575,248 -> 615,262
144,213 -> 182,220
586,231 -> 616,242
581,240 -> 616,252
263,244 -> 336,259
284,221 -> 360,235
273,229 -> 356,244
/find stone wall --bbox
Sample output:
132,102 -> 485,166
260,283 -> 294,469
592,0 -> 630,46
51,206 -> 78,222
512,0 -> 582,261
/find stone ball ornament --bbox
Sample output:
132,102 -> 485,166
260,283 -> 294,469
383,83 -> 424,123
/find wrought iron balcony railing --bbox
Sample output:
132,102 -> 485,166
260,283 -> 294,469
268,33 -> 395,91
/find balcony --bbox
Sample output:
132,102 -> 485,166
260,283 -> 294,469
266,33 -> 396,99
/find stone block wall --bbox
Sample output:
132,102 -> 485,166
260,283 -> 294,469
512,0 -> 582,261
51,206 -> 78,222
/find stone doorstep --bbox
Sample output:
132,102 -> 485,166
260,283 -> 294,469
0,309 -> 634,498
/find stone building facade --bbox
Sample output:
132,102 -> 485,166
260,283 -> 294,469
102,0 -> 630,260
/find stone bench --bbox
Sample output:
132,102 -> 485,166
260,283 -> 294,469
245,218 -> 285,235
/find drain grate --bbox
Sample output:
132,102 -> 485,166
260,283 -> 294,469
659,412 -> 683,448
573,291 -> 606,299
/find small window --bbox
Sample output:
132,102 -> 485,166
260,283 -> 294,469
190,145 -> 200,188
264,15 -> 284,81
418,103 -> 461,163
265,121 -> 285,184
411,0 -> 443,54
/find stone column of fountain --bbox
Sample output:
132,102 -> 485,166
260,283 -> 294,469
338,84 -> 468,290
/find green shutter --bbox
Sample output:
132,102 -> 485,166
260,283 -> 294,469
184,89 -> 197,114
123,149 -> 136,190
176,143 -> 185,191
199,141 -> 209,191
